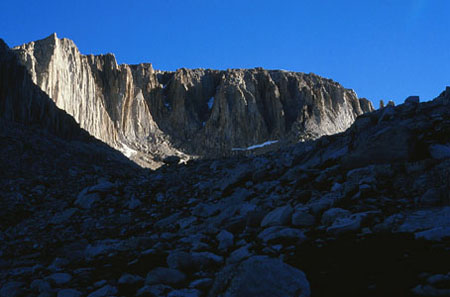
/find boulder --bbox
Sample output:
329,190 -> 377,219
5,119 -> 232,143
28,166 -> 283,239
321,208 -> 351,226
0,282 -> 25,297
327,214 -> 364,235
57,289 -> 83,297
429,144 -> 450,160
208,256 -> 310,297
291,210 -> 316,227
217,230 -> 234,251
146,267 -> 186,286
258,227 -> 306,244
47,272 -> 72,286
168,288 -> 201,297
86,285 -> 118,297
260,205 -> 293,227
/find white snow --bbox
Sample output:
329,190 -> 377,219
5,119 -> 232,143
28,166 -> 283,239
208,97 -> 214,109
232,140 -> 279,151
122,145 -> 138,158
135,90 -> 145,101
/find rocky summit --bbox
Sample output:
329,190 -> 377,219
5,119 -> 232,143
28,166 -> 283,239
13,33 -> 373,168
1,34 -> 450,297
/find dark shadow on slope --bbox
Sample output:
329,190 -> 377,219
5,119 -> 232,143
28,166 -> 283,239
286,233 -> 449,297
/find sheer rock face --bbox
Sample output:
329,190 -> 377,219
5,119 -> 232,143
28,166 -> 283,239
13,33 -> 374,168
0,38 -> 87,141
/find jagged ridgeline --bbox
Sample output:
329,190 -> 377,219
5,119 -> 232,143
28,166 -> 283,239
13,33 -> 373,168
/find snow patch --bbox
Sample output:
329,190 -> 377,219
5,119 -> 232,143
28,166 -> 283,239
122,145 -> 138,158
135,90 -> 145,101
208,97 -> 214,109
232,140 -> 279,151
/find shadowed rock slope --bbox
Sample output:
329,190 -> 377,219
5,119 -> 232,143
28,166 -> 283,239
1,61 -> 449,297
13,33 -> 374,168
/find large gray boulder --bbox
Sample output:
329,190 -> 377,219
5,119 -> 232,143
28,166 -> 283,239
260,205 -> 293,227
208,256 -> 310,297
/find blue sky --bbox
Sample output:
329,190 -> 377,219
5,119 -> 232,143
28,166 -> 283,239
1,0 -> 449,105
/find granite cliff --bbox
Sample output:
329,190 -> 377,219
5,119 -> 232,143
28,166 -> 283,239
13,33 -> 374,168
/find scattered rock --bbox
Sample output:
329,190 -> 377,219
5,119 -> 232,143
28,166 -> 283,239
209,256 -> 310,297
292,209 -> 316,227
146,267 -> 186,286
260,205 -> 293,227
168,288 -> 201,297
0,282 -> 25,297
47,272 -> 72,286
321,208 -> 351,226
217,230 -> 234,251
57,289 -> 83,297
86,285 -> 118,297
258,227 -> 306,244
429,144 -> 450,160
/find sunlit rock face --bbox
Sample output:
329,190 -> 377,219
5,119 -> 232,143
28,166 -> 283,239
14,33 -> 374,168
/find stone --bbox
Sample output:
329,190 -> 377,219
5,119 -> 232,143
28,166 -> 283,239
47,272 -> 72,285
166,250 -> 224,271
228,245 -> 252,264
84,239 -> 124,260
209,256 -> 310,297
415,227 -> 450,241
146,267 -> 186,286
50,208 -> 78,225
217,230 -> 234,251
258,227 -> 306,244
327,214 -> 363,235
86,285 -> 118,297
127,195 -> 142,210
321,208 -> 351,226
57,289 -> 83,297
167,251 -> 194,270
331,182 -> 343,192
308,196 -> 336,215
189,278 -> 213,290
31,279 -> 52,293
396,207 -> 450,234
74,191 -> 100,209
74,181 -> 116,209
0,282 -> 25,297
118,273 -> 144,285
168,288 -> 201,297
411,285 -> 450,297
291,211 -> 316,227
429,144 -> 450,160
136,285 -> 171,297
260,205 -> 293,227
191,252 -> 224,267
417,188 -> 442,207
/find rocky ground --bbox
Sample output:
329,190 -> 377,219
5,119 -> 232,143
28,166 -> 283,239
1,92 -> 450,296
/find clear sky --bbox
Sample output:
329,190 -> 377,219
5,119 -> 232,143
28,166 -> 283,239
1,0 -> 449,105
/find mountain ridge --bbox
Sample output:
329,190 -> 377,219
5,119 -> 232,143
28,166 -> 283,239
13,33 -> 374,168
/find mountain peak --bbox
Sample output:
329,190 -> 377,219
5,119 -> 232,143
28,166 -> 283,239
12,35 -> 374,168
